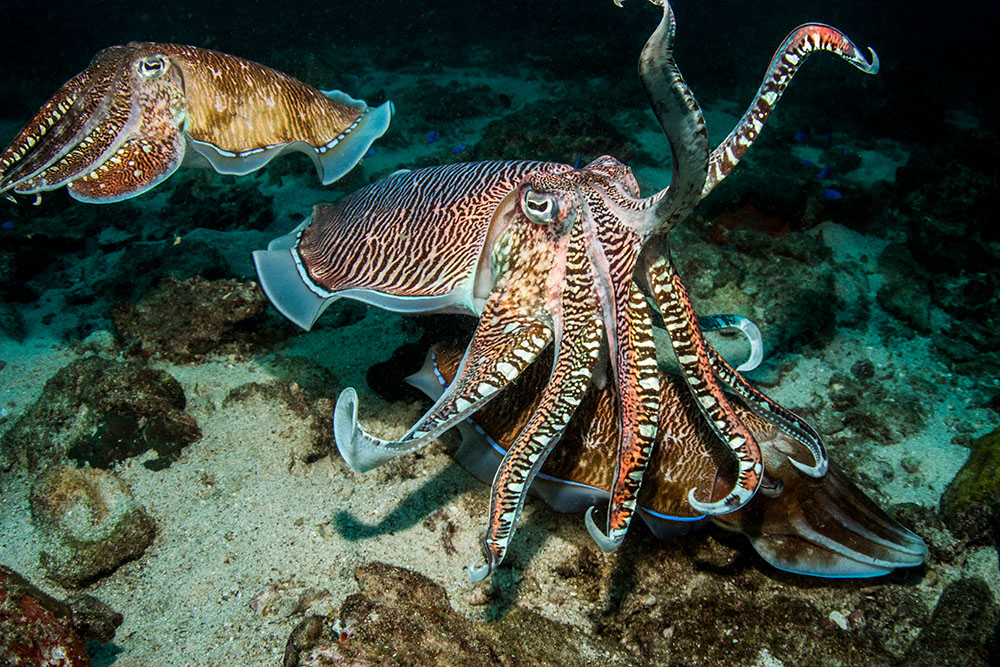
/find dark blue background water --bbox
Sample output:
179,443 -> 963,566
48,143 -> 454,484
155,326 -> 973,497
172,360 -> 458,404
0,0 -> 996,139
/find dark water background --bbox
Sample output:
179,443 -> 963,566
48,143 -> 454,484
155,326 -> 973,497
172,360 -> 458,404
0,0 -> 996,139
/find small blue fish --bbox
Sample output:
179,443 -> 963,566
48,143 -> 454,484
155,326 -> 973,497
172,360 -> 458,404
573,155 -> 584,169
794,132 -> 809,143
1,220 -> 15,230
452,144 -> 466,154
800,159 -> 817,168
425,131 -> 440,144
824,132 -> 833,145
363,147 -> 376,159
817,167 -> 831,180
842,147 -> 849,155
822,188 -> 843,200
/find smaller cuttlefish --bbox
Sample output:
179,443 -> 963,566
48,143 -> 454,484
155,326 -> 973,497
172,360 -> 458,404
410,335 -> 927,578
0,43 -> 393,203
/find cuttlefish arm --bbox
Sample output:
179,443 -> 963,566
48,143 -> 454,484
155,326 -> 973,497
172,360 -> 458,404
414,340 -> 927,578
0,42 -> 391,203
335,288 -> 553,472
632,16 -> 879,514
703,22 -> 879,198
643,245 -> 764,516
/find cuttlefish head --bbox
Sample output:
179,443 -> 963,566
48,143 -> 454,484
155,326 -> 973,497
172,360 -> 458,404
1,42 -> 392,203
0,44 -> 188,203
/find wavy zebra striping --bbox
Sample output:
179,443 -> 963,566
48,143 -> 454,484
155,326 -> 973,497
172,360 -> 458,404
255,0 -> 900,581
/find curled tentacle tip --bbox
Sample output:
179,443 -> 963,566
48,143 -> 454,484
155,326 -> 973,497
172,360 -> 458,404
789,455 -> 829,478
333,387 -> 361,467
686,485 -> 755,516
865,47 -> 880,74
467,560 -> 491,583
584,506 -> 624,553
735,317 -> 764,372
333,386 -> 397,472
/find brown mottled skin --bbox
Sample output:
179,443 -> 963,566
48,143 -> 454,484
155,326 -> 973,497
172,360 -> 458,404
430,341 -> 770,518
429,338 -> 925,576
153,43 -> 364,153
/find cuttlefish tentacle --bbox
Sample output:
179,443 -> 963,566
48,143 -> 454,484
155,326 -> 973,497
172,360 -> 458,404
335,295 -> 552,472
697,314 -> 763,372
633,0 -> 709,237
703,23 -> 879,198
644,249 -> 763,514
568,160 -> 662,551
584,281 -> 660,552
702,343 -> 827,476
619,0 -> 762,515
468,170 -> 606,580
469,311 -> 605,581
568,0 -> 710,549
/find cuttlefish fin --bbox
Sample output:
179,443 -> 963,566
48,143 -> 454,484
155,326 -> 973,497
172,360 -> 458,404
67,123 -> 185,203
187,95 -> 393,185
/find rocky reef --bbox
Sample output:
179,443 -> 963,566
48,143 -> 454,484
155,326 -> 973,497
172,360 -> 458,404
0,356 -> 200,472
0,565 -> 121,665
29,465 -> 157,588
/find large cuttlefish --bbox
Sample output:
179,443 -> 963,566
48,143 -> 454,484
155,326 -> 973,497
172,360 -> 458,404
0,43 -> 392,203
412,336 -> 926,578
253,0 -> 897,580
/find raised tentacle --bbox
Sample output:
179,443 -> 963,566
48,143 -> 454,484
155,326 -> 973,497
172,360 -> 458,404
634,0 -> 710,236
643,247 -> 763,514
585,282 -> 661,552
335,294 -> 551,472
702,23 -> 879,198
468,314 -> 604,582
703,342 -> 828,477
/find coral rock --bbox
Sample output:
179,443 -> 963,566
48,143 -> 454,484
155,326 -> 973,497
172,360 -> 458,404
283,561 -> 630,666
940,427 -> 1000,544
0,356 -> 200,471
29,466 -> 157,588
0,565 -> 122,666
112,276 -> 277,362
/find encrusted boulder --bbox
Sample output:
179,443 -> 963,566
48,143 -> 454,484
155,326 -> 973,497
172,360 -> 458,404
0,565 -> 122,666
282,561 -> 627,666
940,427 -> 1000,544
29,465 -> 157,588
112,276 -> 281,363
0,356 -> 200,472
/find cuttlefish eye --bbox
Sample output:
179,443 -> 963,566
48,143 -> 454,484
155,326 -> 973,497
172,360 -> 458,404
137,55 -> 169,79
520,188 -> 561,225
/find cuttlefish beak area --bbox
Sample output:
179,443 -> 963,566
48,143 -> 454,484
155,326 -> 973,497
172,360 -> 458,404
0,42 -> 392,203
